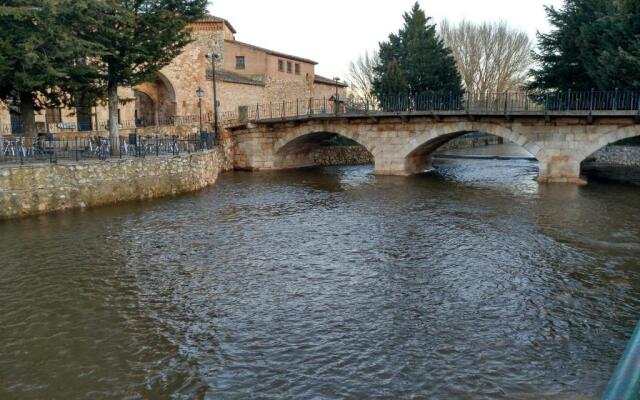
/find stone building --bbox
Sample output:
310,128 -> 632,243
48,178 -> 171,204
0,15 -> 347,135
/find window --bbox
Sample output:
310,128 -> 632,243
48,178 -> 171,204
45,107 -> 62,124
287,61 -> 293,74
295,63 -> 300,75
278,59 -> 284,72
235,56 -> 245,70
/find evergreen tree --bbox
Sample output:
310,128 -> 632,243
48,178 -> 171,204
377,58 -> 408,97
586,0 -> 640,89
373,2 -> 463,100
0,1 -> 97,135
81,0 -> 207,152
530,0 -> 640,91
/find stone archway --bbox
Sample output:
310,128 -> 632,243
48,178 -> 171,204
134,90 -> 155,126
274,130 -> 375,169
577,125 -> 640,163
134,72 -> 178,126
400,122 -> 540,175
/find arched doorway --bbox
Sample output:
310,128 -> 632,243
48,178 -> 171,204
134,90 -> 155,126
134,72 -> 177,126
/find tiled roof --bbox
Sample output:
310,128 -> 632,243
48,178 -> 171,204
216,70 -> 265,86
226,40 -> 318,65
198,14 -> 237,34
314,74 -> 349,87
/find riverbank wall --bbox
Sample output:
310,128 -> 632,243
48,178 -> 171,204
312,146 -> 373,166
587,145 -> 640,167
0,148 -> 228,220
435,135 -> 504,152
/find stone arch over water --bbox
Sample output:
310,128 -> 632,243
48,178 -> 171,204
400,122 -> 540,174
273,129 -> 375,169
578,125 -> 640,163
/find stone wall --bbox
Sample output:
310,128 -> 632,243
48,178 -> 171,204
218,81 -> 266,114
588,145 -> 640,166
0,149 -> 227,220
312,83 -> 348,101
263,76 -> 313,105
436,135 -> 504,152
158,26 -> 225,117
312,146 -> 373,166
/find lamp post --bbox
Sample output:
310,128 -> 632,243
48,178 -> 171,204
333,77 -> 341,115
204,52 -> 220,140
196,87 -> 205,134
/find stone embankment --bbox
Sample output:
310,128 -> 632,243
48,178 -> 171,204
436,135 -> 504,152
0,149 -> 227,220
312,146 -> 374,166
587,145 -> 640,166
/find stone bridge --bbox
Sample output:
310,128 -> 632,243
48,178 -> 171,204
230,111 -> 640,184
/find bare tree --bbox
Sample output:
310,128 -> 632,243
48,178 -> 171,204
440,20 -> 533,95
346,50 -> 379,103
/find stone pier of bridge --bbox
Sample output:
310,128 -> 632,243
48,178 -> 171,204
230,114 -> 640,184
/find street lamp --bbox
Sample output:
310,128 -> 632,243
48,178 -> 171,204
204,52 -> 220,140
196,86 -> 205,134
333,77 -> 341,115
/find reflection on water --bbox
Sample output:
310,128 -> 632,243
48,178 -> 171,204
437,143 -> 534,158
0,157 -> 639,399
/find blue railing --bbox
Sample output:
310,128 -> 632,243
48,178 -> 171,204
603,320 -> 640,400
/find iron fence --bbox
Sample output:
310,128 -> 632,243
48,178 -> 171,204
0,132 -> 218,165
0,112 -> 232,136
229,90 -> 640,125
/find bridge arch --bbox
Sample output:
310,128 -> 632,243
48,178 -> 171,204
578,125 -> 640,163
273,126 -> 376,169
400,122 -> 540,174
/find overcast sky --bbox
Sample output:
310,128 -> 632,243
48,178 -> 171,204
209,0 -> 565,78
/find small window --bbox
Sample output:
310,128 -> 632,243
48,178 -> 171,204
278,60 -> 284,72
287,61 -> 293,74
235,56 -> 245,70
45,107 -> 62,124
295,63 -> 300,75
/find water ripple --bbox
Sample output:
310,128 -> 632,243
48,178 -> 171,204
0,162 -> 639,399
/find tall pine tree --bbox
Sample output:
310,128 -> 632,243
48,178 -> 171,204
80,0 -> 207,152
373,2 -> 463,100
530,0 -> 640,91
0,1 -> 97,135
377,59 -> 408,97
585,0 -> 640,89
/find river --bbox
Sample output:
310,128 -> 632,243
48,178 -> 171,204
0,152 -> 639,399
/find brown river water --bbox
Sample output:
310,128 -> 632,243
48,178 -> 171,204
0,149 -> 639,399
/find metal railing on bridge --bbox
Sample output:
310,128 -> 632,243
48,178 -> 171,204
232,90 -> 640,125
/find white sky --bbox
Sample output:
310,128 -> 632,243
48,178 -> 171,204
209,0 -> 565,78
